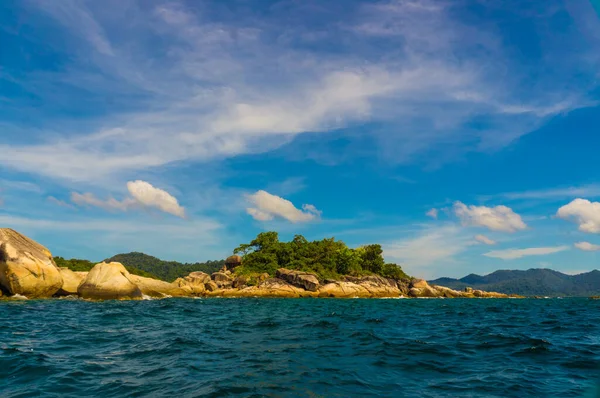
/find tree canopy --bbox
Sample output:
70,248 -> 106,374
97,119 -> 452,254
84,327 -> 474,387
234,232 -> 409,281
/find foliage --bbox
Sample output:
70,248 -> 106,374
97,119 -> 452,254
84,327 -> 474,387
54,256 -> 160,279
233,232 -> 410,281
104,252 -> 224,282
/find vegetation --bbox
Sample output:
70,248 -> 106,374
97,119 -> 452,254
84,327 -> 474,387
234,232 -> 409,281
104,252 -> 225,282
54,256 -> 160,279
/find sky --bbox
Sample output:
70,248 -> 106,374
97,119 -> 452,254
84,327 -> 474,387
1,0 -> 600,279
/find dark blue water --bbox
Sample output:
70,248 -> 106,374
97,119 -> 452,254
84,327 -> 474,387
1,298 -> 599,397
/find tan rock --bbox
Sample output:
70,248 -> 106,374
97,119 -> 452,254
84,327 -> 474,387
232,275 -> 248,288
214,278 -> 316,298
276,268 -> 320,292
410,279 -> 430,289
318,281 -> 371,298
78,262 -> 142,300
225,255 -> 242,270
205,280 -> 218,292
0,228 -> 63,298
211,272 -> 233,288
173,271 -> 210,295
355,275 -> 401,297
129,275 -> 188,297
56,268 -> 87,296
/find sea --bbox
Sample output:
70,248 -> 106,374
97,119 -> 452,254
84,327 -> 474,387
1,297 -> 599,398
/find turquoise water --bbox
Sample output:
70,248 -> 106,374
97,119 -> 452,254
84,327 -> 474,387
1,298 -> 599,397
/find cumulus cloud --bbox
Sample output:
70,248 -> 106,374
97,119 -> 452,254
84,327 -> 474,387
71,180 -> 185,218
127,180 -> 185,218
483,246 -> 569,260
426,208 -> 438,219
574,242 -> 600,251
453,201 -> 527,233
557,198 -> 600,233
246,190 -> 321,223
474,234 -> 496,245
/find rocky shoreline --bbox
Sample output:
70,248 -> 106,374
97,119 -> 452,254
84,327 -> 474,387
0,228 -> 518,300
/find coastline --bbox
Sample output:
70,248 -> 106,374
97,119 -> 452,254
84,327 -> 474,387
0,228 -> 519,301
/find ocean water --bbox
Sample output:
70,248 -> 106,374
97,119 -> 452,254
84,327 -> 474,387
1,298 -> 599,398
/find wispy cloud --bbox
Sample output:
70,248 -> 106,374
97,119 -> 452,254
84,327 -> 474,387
0,0 -> 595,182
72,180 -> 186,218
474,234 -> 496,245
484,246 -> 569,260
383,224 -> 473,277
493,185 -> 600,201
574,242 -> 600,252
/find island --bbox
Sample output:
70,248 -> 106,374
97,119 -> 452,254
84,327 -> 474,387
0,228 -> 516,300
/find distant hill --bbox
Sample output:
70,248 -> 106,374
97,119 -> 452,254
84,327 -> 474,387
429,268 -> 600,297
54,256 -> 160,280
104,252 -> 225,282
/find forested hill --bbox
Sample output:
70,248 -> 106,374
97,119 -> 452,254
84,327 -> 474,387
429,269 -> 600,297
104,252 -> 225,282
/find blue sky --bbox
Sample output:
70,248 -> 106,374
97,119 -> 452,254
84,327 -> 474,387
1,0 -> 600,279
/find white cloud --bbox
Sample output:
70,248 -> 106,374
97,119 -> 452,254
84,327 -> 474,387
127,180 -> 185,218
484,246 -> 569,260
557,198 -> 600,233
0,0 -> 594,181
496,185 -> 600,201
474,234 -> 496,245
426,208 -> 438,219
574,241 -> 600,251
246,190 -> 320,223
454,201 -> 527,232
71,180 -> 185,218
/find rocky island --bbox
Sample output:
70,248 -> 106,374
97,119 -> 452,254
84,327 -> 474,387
0,228 -> 515,300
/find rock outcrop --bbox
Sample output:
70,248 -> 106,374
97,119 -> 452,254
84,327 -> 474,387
78,262 -> 142,300
129,275 -> 188,298
276,268 -> 320,292
215,278 -> 317,298
56,268 -> 87,296
225,255 -> 242,270
0,228 -> 63,298
173,271 -> 211,295
211,272 -> 233,288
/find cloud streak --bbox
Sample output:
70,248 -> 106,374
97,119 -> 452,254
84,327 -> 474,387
484,246 -> 569,260
72,180 -> 185,218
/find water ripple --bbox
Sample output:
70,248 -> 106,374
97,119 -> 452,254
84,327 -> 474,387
1,298 -> 600,397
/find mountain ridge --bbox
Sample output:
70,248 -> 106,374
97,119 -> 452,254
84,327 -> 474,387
429,268 -> 600,297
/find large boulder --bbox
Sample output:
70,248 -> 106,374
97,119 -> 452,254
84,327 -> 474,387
217,278 -> 316,298
276,268 -> 320,292
56,268 -> 87,296
173,271 -> 211,295
211,271 -> 233,288
78,262 -> 142,300
129,275 -> 188,297
408,279 -> 441,298
318,281 -> 371,298
355,275 -> 401,298
225,255 -> 242,270
0,228 -> 63,298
